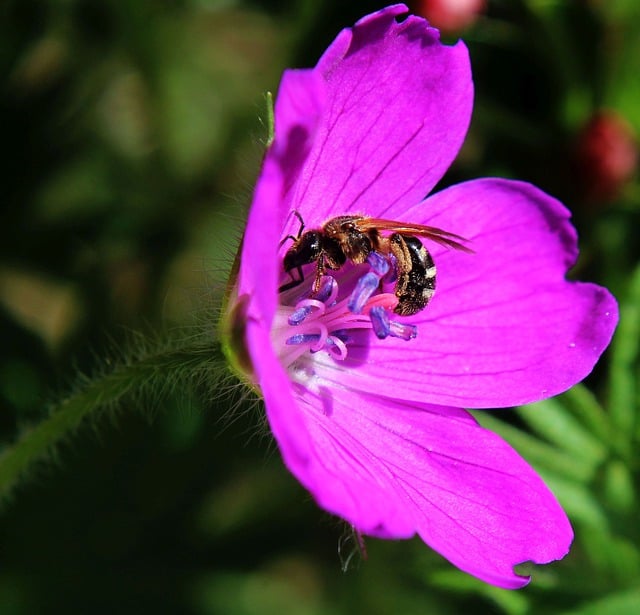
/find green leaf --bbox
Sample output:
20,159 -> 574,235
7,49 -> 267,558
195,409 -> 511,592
599,0 -> 640,22
428,569 -> 530,615
607,264 -> 640,456
560,385 -> 611,445
516,397 -> 607,464
603,458 -> 635,514
562,590 -> 640,615
580,529 -> 640,585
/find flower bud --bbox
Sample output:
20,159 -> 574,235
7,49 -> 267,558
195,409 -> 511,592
414,0 -> 487,33
574,110 -> 638,203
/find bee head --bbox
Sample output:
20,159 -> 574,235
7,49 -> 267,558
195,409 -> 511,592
283,231 -> 323,272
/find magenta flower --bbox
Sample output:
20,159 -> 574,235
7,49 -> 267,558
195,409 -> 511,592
228,5 -> 618,588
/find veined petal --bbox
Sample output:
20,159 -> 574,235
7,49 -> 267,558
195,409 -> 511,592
233,6 -> 614,590
245,319 -> 313,473
282,4 -> 473,239
269,384 -> 572,588
310,179 -> 618,408
239,69 -> 324,325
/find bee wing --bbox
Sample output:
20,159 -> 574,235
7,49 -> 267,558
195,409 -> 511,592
355,217 -> 474,252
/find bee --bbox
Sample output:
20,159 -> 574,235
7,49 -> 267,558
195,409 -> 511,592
279,213 -> 472,316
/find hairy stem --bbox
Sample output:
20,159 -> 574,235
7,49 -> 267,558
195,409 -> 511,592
0,343 -> 226,503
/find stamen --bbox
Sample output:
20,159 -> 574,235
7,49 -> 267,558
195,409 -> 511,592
288,276 -> 337,326
348,272 -> 380,314
368,306 -> 418,341
348,251 -> 394,314
326,335 -> 348,360
389,320 -> 417,341
288,305 -> 313,326
275,250 -> 420,370
286,333 -> 321,346
385,253 -> 398,283
331,329 -> 353,344
367,251 -> 390,276
369,306 -> 391,339
316,275 -> 338,303
310,325 -> 329,351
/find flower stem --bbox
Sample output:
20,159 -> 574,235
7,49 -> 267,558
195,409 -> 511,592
265,91 -> 275,146
0,343 -> 226,503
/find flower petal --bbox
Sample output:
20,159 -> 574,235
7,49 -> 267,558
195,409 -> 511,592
284,4 -> 473,236
310,179 -> 618,408
239,69 -> 325,324
245,320 -> 314,473
271,384 -> 572,588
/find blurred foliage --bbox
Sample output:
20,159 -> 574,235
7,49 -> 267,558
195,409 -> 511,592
0,0 -> 639,613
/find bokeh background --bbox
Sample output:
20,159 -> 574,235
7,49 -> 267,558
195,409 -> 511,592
1,0 -> 639,613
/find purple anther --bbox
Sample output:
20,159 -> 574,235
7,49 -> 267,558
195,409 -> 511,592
315,276 -> 337,303
348,272 -> 380,314
285,333 -> 321,346
389,319 -> 418,341
369,306 -> 391,339
384,253 -> 398,284
367,251 -> 390,276
288,305 -> 313,326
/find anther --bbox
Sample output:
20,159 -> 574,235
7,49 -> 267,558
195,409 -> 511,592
348,272 -> 381,314
288,305 -> 313,326
389,320 -> 417,341
288,276 -> 337,326
314,276 -> 337,304
286,333 -> 321,346
369,307 -> 418,341
367,251 -> 390,276
369,306 -> 391,339
385,253 -> 398,283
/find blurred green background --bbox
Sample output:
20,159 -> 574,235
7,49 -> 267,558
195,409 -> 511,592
1,0 -> 639,613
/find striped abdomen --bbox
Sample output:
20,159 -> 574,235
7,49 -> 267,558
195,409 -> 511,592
389,235 -> 436,316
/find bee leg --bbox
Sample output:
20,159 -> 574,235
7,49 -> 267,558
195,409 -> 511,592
279,210 -> 306,248
388,235 -> 412,285
278,234 -> 298,249
389,234 -> 436,316
278,266 -> 305,292
312,257 -> 326,294
292,210 -> 305,236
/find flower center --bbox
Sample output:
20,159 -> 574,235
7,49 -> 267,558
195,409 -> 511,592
272,252 -> 418,369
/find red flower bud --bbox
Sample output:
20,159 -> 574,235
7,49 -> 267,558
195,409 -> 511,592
574,111 -> 638,202
414,0 -> 487,33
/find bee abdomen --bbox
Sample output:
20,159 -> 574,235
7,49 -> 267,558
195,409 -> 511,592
391,235 -> 436,316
